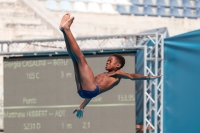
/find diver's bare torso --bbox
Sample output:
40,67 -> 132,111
95,72 -> 120,94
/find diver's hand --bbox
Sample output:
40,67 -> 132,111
149,75 -> 163,80
73,108 -> 84,118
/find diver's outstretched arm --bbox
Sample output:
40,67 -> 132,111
108,70 -> 162,80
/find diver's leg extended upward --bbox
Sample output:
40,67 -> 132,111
60,13 -> 81,90
60,14 -> 96,91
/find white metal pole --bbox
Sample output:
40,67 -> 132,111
149,45 -> 153,133
160,35 -> 164,133
143,45 -> 147,133
154,33 -> 159,133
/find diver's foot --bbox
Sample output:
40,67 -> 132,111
61,16 -> 74,30
59,13 -> 70,31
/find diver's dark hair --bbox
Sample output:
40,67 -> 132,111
112,54 -> 125,69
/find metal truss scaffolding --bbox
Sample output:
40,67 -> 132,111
0,33 -> 164,133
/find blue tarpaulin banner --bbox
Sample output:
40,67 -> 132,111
164,29 -> 200,133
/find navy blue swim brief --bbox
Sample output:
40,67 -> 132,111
78,85 -> 99,99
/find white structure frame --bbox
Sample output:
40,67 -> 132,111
0,33 -> 164,133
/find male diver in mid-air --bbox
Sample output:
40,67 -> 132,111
59,13 -> 161,119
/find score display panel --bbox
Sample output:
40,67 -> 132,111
4,53 -> 136,133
